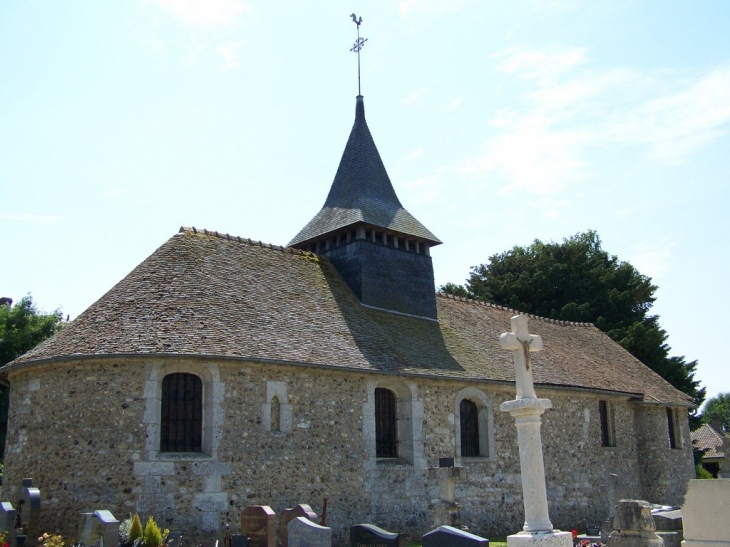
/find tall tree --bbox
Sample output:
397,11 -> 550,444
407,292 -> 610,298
441,230 -> 705,412
702,392 -> 730,431
0,295 -> 64,458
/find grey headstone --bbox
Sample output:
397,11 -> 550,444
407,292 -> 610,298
241,506 -> 276,547
279,505 -> 318,547
287,517 -> 331,547
423,526 -> 489,547
0,502 -> 17,547
93,510 -> 119,547
652,511 -> 682,532
350,524 -> 407,547
15,479 -> 41,547
608,500 -> 664,547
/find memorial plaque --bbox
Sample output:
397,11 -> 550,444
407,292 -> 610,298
350,524 -> 407,547
279,505 -> 318,547
241,506 -> 276,547
422,526 -> 489,547
287,517 -> 331,547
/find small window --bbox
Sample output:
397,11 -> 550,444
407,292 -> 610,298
667,407 -> 682,449
271,395 -> 281,432
375,388 -> 397,457
386,234 -> 394,247
599,400 -> 615,447
460,399 -> 480,457
161,373 -> 203,452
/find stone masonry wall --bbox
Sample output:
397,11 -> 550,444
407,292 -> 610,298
2,358 -> 693,543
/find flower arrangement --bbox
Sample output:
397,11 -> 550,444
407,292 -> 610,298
38,533 -> 65,547
1,530 -> 9,547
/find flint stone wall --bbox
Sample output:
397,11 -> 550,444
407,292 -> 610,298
1,357 -> 693,542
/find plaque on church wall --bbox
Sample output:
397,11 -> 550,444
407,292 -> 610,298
350,524 -> 407,547
287,517 -> 331,547
241,505 -> 276,547
279,505 -> 318,547
422,526 -> 489,547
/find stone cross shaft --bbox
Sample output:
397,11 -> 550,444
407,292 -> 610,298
500,314 -> 543,400
500,315 -> 557,535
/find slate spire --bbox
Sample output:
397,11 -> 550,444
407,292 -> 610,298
289,95 -> 440,319
288,96 -> 441,248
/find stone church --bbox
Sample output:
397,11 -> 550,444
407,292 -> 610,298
1,95 -> 694,542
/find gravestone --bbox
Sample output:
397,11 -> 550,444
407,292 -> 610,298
428,466 -> 464,528
423,526 -> 489,547
607,500 -> 664,547
653,510 -> 683,547
350,524 -> 407,547
231,536 -> 248,547
279,505 -> 318,547
15,479 -> 41,547
241,506 -> 276,547
166,532 -> 184,547
681,479 -> 730,547
0,502 -> 17,547
287,517 -> 331,547
78,510 -> 119,547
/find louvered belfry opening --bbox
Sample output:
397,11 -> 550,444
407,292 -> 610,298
161,373 -> 203,452
460,398 -> 480,457
375,387 -> 398,457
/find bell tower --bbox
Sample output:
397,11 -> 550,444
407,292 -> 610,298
288,96 -> 441,319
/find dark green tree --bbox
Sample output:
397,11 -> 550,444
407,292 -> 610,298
441,230 -> 705,414
702,392 -> 730,431
0,295 -> 63,458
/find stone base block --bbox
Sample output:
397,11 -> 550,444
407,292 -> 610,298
506,530 -> 572,547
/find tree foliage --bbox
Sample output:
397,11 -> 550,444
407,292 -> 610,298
0,295 -> 63,459
441,230 -> 705,412
702,392 -> 730,431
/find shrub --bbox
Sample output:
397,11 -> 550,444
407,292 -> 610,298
143,516 -> 162,547
696,464 -> 714,479
129,514 -> 144,543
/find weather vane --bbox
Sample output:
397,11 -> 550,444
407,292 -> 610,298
349,13 -> 368,96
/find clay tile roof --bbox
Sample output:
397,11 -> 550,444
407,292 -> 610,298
4,228 -> 691,406
691,424 -> 726,458
288,96 -> 441,247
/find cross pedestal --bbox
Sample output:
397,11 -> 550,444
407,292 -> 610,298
499,315 -> 571,547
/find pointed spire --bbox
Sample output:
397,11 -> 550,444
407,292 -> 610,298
289,96 -> 441,248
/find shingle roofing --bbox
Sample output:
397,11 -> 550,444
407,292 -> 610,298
691,423 -> 727,458
4,228 -> 691,406
288,96 -> 441,247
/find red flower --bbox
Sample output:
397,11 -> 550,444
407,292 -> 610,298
572,530 -> 578,539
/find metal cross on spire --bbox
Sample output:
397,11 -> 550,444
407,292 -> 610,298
349,13 -> 368,96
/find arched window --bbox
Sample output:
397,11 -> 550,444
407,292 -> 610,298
460,399 -> 480,457
161,373 -> 202,452
271,395 -> 281,432
375,387 -> 397,457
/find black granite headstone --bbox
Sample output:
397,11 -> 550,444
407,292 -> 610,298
350,524 -> 407,547
231,535 -> 248,547
422,525 -> 489,547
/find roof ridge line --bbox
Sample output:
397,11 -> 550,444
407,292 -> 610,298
178,226 -> 316,257
435,291 -> 595,328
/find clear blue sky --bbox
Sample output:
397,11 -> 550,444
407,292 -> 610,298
2,1 -> 729,405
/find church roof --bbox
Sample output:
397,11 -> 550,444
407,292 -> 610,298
288,96 -> 441,247
4,228 -> 692,407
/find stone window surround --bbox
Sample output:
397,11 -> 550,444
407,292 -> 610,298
142,361 -> 224,460
362,378 -> 425,467
261,380 -> 293,433
454,387 -> 495,464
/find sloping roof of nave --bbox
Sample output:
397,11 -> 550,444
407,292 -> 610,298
3,228 -> 692,407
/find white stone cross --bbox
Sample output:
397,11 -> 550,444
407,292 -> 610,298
500,314 -> 543,399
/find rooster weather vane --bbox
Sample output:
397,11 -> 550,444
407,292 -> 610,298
350,14 -> 368,95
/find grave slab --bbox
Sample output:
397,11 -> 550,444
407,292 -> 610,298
681,479 -> 730,547
279,505 -> 318,547
350,523 -> 407,547
241,506 -> 276,547
422,525 -> 489,547
287,517 -> 331,547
